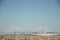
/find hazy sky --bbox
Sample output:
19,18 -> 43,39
0,0 -> 60,33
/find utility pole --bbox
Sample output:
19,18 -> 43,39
14,24 -> 17,40
13,24 -> 16,35
42,24 -> 44,33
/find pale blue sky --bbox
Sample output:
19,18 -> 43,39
0,0 -> 60,32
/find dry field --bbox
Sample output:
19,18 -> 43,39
0,34 -> 60,40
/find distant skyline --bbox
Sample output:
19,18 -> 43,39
0,0 -> 60,32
